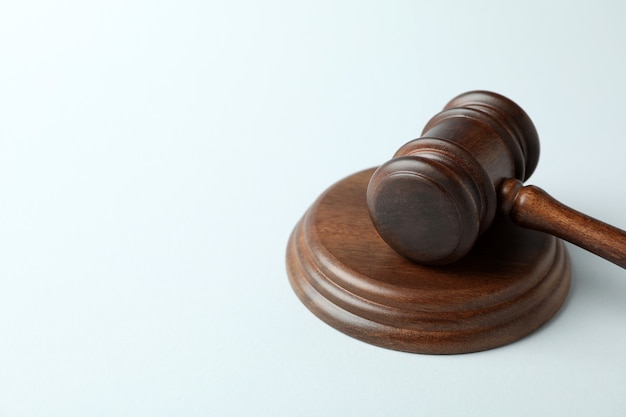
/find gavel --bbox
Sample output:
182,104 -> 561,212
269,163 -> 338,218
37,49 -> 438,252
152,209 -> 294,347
367,90 -> 626,266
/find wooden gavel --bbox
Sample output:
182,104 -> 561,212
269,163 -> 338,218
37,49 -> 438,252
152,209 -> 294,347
367,91 -> 626,266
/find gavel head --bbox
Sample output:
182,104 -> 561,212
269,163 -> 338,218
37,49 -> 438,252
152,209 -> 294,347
366,91 -> 540,265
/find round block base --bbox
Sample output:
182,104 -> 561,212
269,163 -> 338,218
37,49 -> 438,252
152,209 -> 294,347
286,168 -> 571,354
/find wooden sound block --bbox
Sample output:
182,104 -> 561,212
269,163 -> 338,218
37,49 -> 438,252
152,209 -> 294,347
287,168 -> 571,354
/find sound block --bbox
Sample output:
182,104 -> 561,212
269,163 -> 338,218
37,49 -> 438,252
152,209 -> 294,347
286,168 -> 571,354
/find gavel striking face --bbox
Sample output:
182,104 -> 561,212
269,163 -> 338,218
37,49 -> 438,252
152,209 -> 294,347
367,91 -> 626,267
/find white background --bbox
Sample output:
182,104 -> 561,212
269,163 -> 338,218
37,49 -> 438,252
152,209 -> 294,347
2,1 -> 626,416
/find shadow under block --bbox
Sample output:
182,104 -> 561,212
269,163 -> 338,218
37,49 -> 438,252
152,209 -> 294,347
286,168 -> 571,354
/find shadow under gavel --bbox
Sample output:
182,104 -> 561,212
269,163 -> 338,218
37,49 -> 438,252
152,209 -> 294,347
367,91 -> 626,267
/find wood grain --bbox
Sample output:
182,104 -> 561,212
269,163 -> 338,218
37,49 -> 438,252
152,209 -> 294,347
367,90 -> 626,268
367,91 -> 540,265
287,169 -> 571,354
500,178 -> 626,268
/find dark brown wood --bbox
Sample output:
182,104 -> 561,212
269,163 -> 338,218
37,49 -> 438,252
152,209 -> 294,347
367,91 -> 540,265
367,90 -> 626,268
286,90 -> 623,354
500,179 -> 626,268
287,169 -> 571,354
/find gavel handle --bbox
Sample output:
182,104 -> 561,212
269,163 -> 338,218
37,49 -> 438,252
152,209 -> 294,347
499,179 -> 626,269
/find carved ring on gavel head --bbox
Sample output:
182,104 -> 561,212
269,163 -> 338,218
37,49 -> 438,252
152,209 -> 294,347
367,91 -> 626,267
